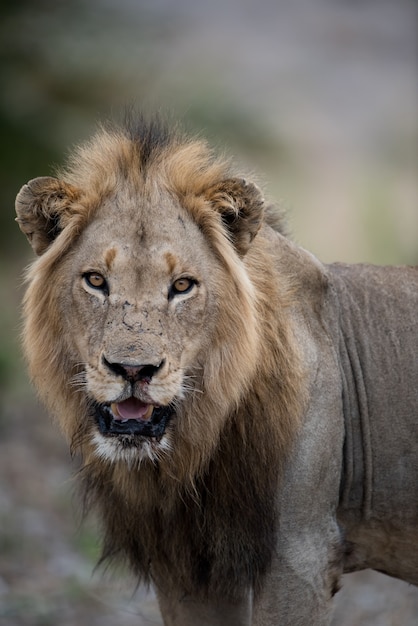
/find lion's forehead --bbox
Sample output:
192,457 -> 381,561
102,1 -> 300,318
90,189 -> 195,242
78,200 -> 208,275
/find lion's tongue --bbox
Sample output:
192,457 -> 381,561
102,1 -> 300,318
113,398 -> 153,421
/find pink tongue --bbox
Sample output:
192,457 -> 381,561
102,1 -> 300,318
115,397 -> 151,421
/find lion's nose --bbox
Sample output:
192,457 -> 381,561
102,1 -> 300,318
103,357 -> 165,382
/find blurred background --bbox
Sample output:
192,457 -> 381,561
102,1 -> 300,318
0,0 -> 417,624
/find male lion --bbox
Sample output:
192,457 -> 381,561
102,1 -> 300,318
16,118 -> 418,625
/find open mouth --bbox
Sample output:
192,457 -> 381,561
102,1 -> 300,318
93,397 -> 174,439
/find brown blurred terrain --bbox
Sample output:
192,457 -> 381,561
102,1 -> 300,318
0,1 -> 417,624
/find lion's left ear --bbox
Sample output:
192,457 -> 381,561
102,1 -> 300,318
15,176 -> 80,255
204,178 -> 265,256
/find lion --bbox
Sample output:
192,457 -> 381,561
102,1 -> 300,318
16,118 -> 418,625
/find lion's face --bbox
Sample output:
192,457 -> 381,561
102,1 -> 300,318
16,127 -> 265,470
59,190 -> 223,462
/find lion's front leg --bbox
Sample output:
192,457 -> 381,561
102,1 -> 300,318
252,520 -> 343,626
249,341 -> 346,625
155,586 -> 252,626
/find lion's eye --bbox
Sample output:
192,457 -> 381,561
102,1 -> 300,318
170,277 -> 196,297
83,272 -> 108,293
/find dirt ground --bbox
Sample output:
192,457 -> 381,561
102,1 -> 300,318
0,395 -> 417,626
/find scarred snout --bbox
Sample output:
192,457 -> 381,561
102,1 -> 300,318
84,343 -> 184,446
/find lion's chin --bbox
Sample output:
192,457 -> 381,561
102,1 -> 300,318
93,402 -> 174,440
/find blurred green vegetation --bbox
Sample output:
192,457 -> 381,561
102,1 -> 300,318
0,0 -> 111,258
72,522 -> 101,564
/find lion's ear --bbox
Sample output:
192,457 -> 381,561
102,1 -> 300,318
204,178 -> 265,256
15,176 -> 79,255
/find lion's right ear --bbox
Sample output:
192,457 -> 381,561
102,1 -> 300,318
15,177 -> 79,255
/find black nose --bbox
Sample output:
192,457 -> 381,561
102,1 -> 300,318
103,357 -> 164,382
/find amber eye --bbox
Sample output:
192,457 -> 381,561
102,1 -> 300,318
170,277 -> 196,297
83,272 -> 108,293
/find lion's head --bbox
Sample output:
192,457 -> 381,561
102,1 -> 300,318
16,120 -> 297,482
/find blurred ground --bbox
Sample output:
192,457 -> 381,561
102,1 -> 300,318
0,0 -> 417,624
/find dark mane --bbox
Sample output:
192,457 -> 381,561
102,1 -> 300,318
122,112 -> 178,170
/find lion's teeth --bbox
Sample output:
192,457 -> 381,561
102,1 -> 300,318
110,402 -> 120,417
144,405 -> 154,420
